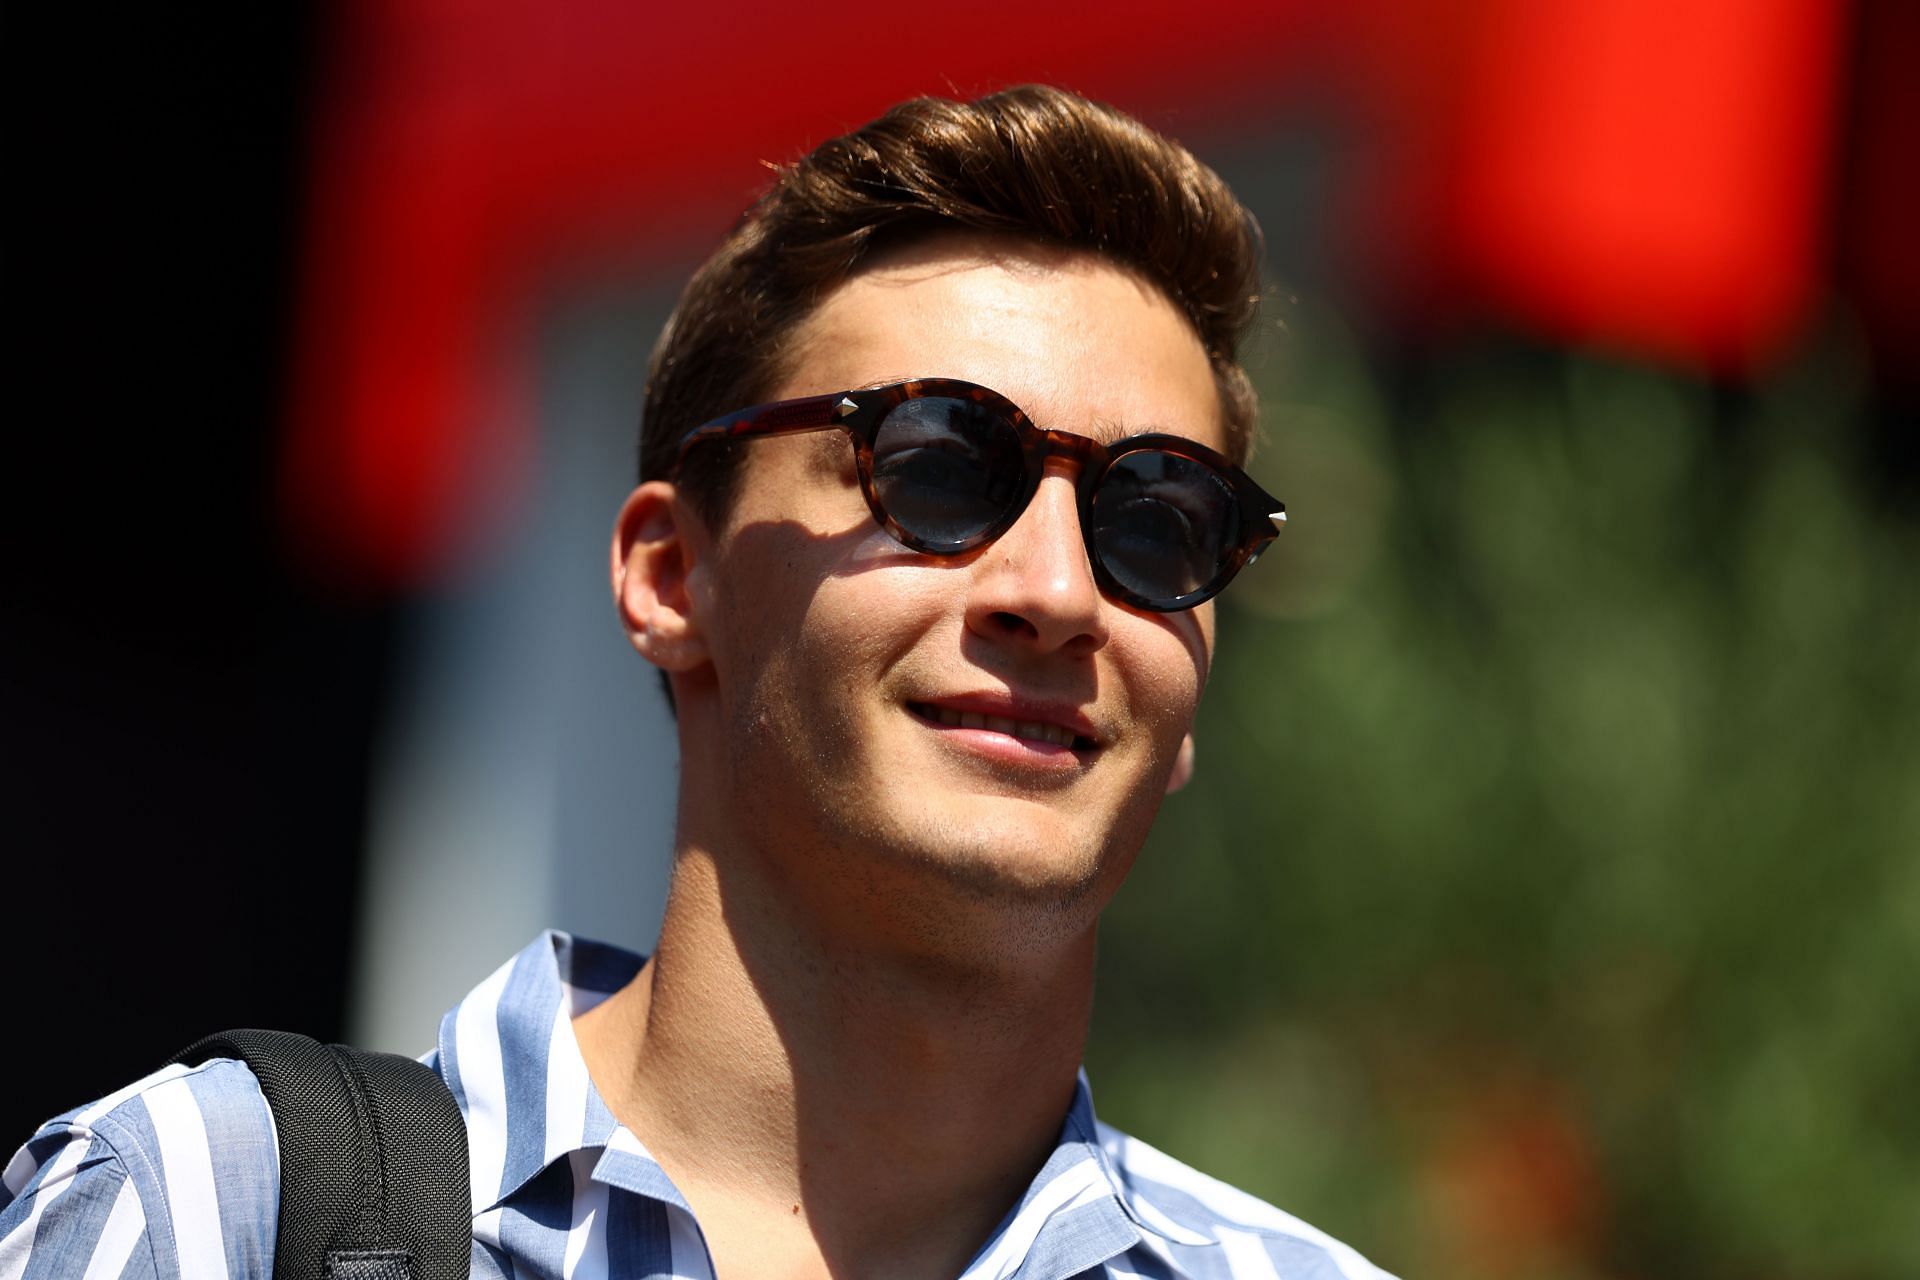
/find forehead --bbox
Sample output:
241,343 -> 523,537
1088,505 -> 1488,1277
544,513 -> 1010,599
776,234 -> 1224,452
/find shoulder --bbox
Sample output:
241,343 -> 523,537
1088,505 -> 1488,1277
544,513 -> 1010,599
0,1057 -> 279,1277
1097,1119 -> 1399,1280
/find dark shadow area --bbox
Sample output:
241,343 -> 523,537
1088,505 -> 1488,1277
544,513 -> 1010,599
2,4 -> 397,1146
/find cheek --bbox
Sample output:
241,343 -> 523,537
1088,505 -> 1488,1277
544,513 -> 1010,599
1115,612 -> 1211,731
1137,654 -> 1203,739
797,553 -> 955,674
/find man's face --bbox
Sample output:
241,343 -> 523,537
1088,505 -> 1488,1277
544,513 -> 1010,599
690,234 -> 1223,947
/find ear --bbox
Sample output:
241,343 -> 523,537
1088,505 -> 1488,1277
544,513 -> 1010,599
611,481 -> 711,674
1165,733 -> 1196,794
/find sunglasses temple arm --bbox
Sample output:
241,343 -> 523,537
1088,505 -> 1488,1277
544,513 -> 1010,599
672,392 -> 854,468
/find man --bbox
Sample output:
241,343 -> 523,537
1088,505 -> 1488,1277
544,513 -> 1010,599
2,86 -> 1392,1278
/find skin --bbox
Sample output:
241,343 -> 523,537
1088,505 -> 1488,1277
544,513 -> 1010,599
583,232 -> 1225,1279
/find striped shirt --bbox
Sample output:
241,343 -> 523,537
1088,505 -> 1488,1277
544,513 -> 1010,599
2,932 -> 1394,1279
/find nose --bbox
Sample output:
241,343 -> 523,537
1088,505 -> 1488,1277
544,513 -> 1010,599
963,463 -> 1109,657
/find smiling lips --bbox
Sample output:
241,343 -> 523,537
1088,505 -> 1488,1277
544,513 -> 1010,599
908,700 -> 1097,751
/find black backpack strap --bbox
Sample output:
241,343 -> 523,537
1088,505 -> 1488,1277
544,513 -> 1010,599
169,1030 -> 471,1280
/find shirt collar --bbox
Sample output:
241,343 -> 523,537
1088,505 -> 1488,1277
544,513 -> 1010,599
1058,1070 -> 1218,1251
440,930 -> 1213,1268
436,930 -> 636,1213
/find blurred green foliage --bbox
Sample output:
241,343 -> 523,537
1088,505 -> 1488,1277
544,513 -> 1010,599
1090,304 -> 1920,1280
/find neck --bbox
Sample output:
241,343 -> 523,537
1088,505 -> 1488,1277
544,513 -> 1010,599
574,834 -> 1098,1279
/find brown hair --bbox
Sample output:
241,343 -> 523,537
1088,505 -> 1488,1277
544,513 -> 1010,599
639,84 -> 1263,520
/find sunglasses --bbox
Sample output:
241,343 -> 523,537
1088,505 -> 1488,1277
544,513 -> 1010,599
671,378 -> 1286,612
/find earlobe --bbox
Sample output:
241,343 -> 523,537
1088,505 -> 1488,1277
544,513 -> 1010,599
1165,733 -> 1196,794
611,481 -> 711,673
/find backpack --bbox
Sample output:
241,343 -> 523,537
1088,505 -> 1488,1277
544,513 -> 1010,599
168,1030 -> 471,1280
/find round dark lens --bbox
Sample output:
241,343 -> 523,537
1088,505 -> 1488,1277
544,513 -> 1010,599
1092,451 -> 1236,601
870,397 -> 1025,547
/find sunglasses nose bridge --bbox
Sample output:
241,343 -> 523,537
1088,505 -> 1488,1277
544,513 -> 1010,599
1034,427 -> 1109,469
1030,426 -> 1112,501
1010,433 -> 1113,594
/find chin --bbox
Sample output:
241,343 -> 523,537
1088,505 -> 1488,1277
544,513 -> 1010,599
879,802 -> 1129,917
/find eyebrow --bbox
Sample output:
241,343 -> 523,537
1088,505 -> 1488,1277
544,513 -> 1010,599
844,372 -> 1213,452
855,378 -> 1188,446
1084,416 -> 1166,446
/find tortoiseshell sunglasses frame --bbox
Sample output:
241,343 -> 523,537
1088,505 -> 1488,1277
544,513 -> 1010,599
670,377 -> 1286,612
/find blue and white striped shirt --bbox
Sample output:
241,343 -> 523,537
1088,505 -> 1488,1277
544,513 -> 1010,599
1,932 -> 1393,1278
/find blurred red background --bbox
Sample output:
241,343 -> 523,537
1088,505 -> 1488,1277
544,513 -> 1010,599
8,3 -> 1913,1275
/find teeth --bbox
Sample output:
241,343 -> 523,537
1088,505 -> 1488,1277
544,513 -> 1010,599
924,704 -> 1081,747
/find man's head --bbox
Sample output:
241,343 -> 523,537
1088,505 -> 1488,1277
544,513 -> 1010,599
614,87 -> 1266,959
638,84 -> 1262,523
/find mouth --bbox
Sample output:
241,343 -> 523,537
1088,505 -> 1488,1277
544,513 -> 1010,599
906,700 -> 1099,754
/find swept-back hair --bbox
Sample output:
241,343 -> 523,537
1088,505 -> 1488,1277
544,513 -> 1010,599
639,84 -> 1263,520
